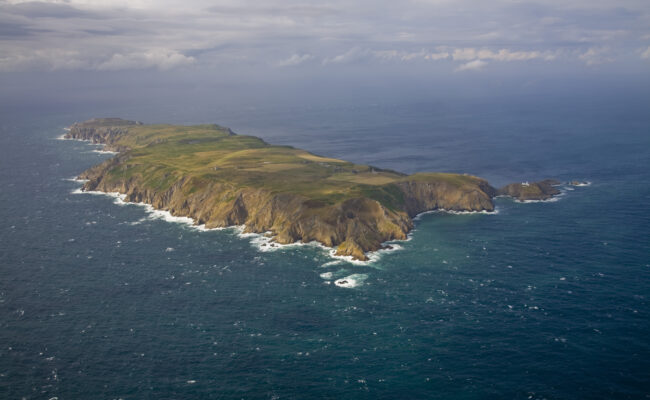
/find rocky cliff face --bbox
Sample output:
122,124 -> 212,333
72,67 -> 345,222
79,161 -> 498,260
396,179 -> 496,217
80,160 -> 414,260
70,118 -> 561,260
65,118 -> 142,152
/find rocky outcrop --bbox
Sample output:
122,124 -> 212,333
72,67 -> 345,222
497,179 -> 561,201
65,118 -> 142,152
396,177 -> 496,216
80,162 -> 412,260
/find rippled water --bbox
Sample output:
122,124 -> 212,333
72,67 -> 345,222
1,96 -> 649,398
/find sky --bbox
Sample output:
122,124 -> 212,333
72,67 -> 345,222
1,0 -> 649,109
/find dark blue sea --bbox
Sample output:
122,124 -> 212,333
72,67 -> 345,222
1,94 -> 649,399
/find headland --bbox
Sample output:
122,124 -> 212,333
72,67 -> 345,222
67,118 -> 563,260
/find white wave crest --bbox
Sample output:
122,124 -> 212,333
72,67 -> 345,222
320,272 -> 333,280
58,136 -> 87,142
334,273 -> 368,288
91,149 -> 118,155
320,260 -> 344,268
146,208 -> 195,226
69,189 -> 420,266
190,224 -> 228,232
71,188 -> 125,202
515,191 -> 566,203
64,177 -> 84,183
413,208 -> 498,221
571,181 -> 592,187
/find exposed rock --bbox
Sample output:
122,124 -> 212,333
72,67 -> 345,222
497,179 -> 561,201
71,118 -> 561,260
569,180 -> 590,186
396,176 -> 496,216
65,118 -> 142,152
82,168 -> 413,260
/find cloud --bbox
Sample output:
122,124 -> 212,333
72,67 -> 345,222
3,1 -> 92,18
640,46 -> 650,59
372,49 -> 450,62
4,0 -> 159,9
0,47 -> 194,71
424,51 -> 450,61
96,49 -> 195,70
0,0 -> 648,73
369,46 -> 556,71
322,48 -> 377,65
276,53 -> 313,67
452,48 -> 557,62
579,47 -> 614,65
0,49 -> 89,71
0,20 -> 42,37
455,59 -> 487,72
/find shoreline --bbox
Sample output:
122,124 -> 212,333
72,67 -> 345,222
70,179 -> 409,266
70,179 -> 501,267
60,126 -> 576,267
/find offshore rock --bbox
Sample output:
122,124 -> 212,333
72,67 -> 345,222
497,179 -> 561,201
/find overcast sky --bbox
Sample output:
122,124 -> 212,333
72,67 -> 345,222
1,0 -> 649,106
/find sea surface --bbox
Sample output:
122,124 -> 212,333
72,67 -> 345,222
1,95 -> 649,399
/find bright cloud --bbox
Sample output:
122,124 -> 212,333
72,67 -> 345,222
0,47 -> 194,71
276,53 -> 314,67
640,46 -> 650,59
0,0 -> 648,72
323,48 -> 370,65
455,59 -> 488,72
452,48 -> 557,62
579,47 -> 614,66
0,49 -> 89,71
97,49 -> 195,71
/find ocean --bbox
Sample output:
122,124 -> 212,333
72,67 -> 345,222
1,95 -> 649,399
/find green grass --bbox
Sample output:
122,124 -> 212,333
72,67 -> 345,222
401,172 -> 483,187
84,119 -> 481,210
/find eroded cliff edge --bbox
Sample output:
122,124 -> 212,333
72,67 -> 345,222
67,118 -> 559,260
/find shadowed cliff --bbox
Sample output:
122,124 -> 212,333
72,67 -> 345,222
68,118 -> 559,260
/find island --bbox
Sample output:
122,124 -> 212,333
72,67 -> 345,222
67,118 -> 562,260
497,179 -> 561,201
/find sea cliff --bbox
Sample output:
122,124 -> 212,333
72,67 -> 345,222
68,118 -> 560,260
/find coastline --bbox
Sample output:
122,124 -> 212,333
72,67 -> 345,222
61,120 -> 570,263
69,174 -> 507,270
61,134 -> 389,287
70,177 -> 407,266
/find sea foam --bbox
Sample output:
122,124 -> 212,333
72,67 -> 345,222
71,184 -> 464,267
515,190 -> 567,204
233,228 -> 396,266
571,181 -> 592,187
319,272 -> 334,280
91,149 -> 118,155
69,183 -> 500,268
320,260 -> 344,268
334,273 -> 368,288
64,131 -> 501,266
412,208 -> 499,221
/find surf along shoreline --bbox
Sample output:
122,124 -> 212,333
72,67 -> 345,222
63,118 -> 570,263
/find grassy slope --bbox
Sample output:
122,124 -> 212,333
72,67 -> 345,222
95,122 -> 422,209
70,119 -> 503,259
